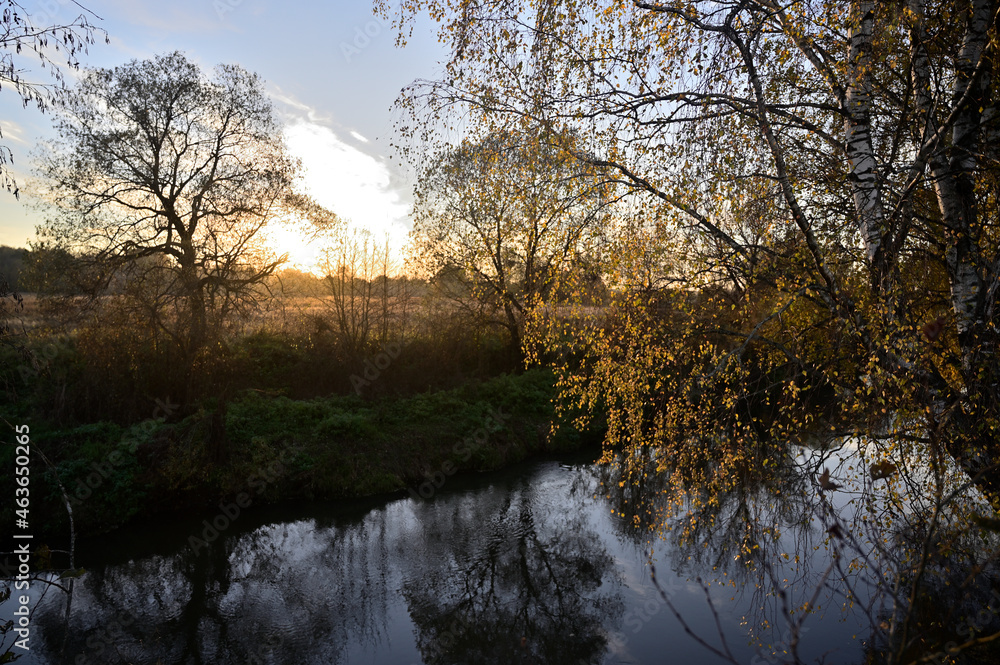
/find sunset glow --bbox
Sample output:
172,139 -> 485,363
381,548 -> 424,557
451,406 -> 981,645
265,221 -> 326,276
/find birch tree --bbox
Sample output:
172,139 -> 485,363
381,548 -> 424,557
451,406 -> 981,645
383,1 -> 1000,658
0,0 -> 106,196
410,128 -> 613,355
383,0 -> 1000,496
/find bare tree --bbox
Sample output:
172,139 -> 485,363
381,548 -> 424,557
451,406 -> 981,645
409,128 -> 613,355
34,51 -> 325,358
319,228 -> 410,354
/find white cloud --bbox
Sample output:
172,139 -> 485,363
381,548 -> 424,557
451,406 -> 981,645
282,119 -> 411,256
0,120 -> 29,146
349,130 -> 369,143
269,86 -> 332,125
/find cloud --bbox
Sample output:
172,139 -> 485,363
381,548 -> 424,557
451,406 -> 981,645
282,119 -> 411,255
0,120 -> 29,146
269,86 -> 332,125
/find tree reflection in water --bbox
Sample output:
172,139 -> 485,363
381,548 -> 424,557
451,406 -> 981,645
400,478 -> 624,665
18,443 -> 998,665
25,469 -> 625,665
597,437 -> 1000,664
31,508 -> 396,665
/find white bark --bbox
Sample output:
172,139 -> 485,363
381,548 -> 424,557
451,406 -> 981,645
951,0 -> 994,173
929,0 -> 995,342
843,0 -> 885,267
908,0 -> 935,174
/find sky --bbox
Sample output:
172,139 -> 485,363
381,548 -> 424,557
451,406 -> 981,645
0,0 -> 448,269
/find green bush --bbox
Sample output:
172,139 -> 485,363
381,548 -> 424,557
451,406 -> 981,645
44,421 -> 147,534
2,355 -> 600,538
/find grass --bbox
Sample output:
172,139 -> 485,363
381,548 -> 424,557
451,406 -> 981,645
4,367 -> 603,538
0,295 -> 602,539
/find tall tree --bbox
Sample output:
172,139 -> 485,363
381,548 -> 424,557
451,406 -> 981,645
320,227 -> 404,354
384,0 -> 1000,494
410,128 -> 613,354
35,51 -> 316,357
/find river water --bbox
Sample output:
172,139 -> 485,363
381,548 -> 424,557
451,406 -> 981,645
4,447 -> 910,664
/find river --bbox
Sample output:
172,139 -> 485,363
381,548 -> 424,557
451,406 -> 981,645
3,444 -> 951,664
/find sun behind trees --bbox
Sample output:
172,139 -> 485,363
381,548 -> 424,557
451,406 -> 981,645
33,51 -> 336,389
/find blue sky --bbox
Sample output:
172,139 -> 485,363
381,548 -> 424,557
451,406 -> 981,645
0,0 -> 446,265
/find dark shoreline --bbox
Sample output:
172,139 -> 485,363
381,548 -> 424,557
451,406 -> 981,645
4,368 -> 605,544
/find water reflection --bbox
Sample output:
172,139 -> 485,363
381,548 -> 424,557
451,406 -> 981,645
401,483 -> 623,664
11,443 -> 997,665
23,461 -> 625,665
593,444 -> 860,659
596,438 -> 1000,662
33,507 -> 397,665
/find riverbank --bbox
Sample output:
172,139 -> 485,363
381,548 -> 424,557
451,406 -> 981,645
5,368 -> 604,539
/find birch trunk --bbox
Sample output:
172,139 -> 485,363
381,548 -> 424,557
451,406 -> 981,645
926,0 -> 1000,500
929,0 -> 993,361
844,0 -> 888,288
